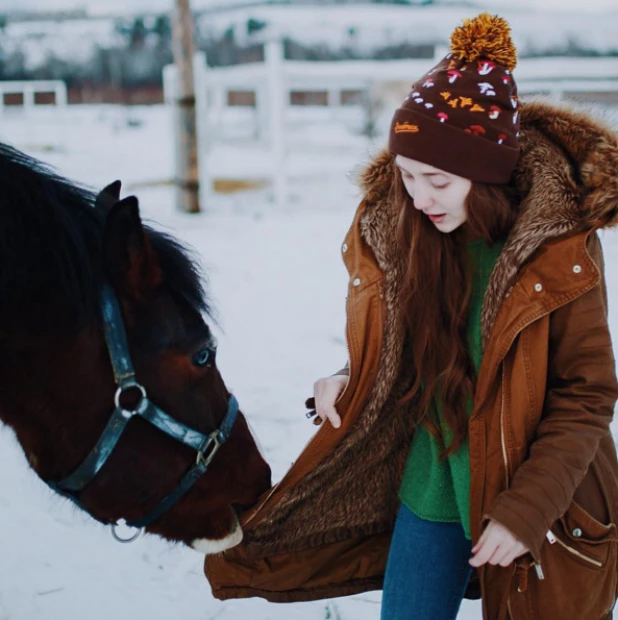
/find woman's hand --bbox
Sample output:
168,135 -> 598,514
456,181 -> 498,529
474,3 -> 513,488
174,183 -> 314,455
469,519 -> 529,568
312,375 -> 349,428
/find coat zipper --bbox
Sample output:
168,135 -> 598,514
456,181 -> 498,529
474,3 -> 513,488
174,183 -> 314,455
500,362 -> 546,584
500,364 -> 516,617
546,529 -> 603,568
500,364 -> 510,489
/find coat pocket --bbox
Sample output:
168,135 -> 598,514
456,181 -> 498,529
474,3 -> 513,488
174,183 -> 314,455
509,500 -> 618,620
553,500 -> 618,569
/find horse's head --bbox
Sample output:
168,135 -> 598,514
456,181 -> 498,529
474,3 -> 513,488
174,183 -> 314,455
0,165 -> 271,553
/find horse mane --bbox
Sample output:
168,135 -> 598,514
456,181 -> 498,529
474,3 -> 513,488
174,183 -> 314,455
0,142 -> 210,330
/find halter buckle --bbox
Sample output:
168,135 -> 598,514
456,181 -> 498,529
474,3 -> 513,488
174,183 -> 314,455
196,431 -> 222,468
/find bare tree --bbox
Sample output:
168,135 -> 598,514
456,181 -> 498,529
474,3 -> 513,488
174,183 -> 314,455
172,0 -> 200,213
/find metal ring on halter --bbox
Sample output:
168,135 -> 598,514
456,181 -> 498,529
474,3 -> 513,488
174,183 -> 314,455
111,519 -> 144,543
114,383 -> 148,412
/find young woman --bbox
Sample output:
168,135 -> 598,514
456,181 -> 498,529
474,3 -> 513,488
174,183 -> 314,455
312,13 -> 618,619
206,13 -> 618,620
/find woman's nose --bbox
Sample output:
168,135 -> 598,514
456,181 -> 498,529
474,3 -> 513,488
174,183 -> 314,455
413,188 -> 433,210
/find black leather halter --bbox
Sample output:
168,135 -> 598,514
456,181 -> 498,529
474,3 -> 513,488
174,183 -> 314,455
47,283 -> 239,541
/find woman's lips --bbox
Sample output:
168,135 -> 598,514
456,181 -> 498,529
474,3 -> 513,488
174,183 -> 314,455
428,213 -> 446,223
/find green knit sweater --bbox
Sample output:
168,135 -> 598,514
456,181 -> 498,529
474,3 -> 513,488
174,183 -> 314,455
399,238 -> 505,540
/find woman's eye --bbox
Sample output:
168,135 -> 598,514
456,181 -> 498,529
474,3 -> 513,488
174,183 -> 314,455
433,184 -> 449,189
192,348 -> 214,368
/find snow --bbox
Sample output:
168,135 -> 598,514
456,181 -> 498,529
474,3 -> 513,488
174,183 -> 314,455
0,102 -> 618,620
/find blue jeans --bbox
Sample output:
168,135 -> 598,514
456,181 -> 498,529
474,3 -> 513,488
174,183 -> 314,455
381,503 -> 474,620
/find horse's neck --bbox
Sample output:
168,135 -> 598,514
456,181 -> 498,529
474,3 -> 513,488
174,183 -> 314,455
0,327 -> 115,481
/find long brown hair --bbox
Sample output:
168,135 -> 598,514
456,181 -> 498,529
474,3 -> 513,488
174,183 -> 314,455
396,164 -> 519,458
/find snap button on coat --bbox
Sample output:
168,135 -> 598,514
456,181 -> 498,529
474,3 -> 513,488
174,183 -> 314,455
352,278 -> 361,287
573,265 -> 582,273
534,283 -> 543,292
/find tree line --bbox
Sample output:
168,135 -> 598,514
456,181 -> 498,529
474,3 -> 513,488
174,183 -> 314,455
0,12 -> 615,104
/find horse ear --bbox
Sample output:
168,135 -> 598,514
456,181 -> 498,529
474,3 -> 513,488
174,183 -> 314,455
103,195 -> 162,299
95,180 -> 122,215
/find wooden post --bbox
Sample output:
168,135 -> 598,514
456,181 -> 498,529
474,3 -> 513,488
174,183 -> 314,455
265,40 -> 286,208
172,0 -> 200,213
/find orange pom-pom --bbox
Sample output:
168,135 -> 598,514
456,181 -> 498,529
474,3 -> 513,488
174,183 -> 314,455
450,13 -> 517,71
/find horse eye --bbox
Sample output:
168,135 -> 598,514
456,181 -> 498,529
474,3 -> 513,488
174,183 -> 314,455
192,347 -> 215,368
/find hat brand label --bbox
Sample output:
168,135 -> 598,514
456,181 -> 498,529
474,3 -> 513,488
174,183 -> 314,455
394,122 -> 420,134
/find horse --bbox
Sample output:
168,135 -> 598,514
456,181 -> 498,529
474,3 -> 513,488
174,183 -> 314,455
0,143 -> 272,553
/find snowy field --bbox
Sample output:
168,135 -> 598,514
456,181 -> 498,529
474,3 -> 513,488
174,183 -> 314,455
1,103 -> 618,620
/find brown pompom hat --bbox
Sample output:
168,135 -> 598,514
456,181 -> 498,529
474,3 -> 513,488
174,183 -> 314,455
388,13 -> 521,184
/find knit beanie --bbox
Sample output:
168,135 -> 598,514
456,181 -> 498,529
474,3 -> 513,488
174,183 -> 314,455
388,13 -> 520,184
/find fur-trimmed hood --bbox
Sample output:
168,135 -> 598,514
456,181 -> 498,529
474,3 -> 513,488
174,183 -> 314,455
358,98 -> 618,345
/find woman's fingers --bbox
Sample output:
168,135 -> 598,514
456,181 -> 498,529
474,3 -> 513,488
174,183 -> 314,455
469,538 -> 498,567
470,522 -> 502,566
313,376 -> 347,428
317,405 -> 342,428
487,545 -> 510,566
471,520 -> 530,568
498,548 -> 520,567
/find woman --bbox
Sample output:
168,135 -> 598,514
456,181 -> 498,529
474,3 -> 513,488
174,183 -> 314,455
205,13 -> 618,620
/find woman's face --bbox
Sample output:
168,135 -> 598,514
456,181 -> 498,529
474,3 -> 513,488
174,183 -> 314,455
395,155 -> 472,234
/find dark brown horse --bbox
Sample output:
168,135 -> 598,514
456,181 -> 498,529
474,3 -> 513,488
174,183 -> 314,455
0,143 -> 271,553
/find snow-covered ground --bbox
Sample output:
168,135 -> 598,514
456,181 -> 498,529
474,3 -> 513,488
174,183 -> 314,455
1,103 -> 618,620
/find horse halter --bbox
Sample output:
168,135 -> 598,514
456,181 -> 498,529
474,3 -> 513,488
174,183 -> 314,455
47,283 -> 239,542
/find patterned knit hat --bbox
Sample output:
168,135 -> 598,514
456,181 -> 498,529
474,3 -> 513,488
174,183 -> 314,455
388,13 -> 520,184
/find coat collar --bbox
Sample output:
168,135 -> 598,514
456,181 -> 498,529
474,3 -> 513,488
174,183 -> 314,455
356,99 -> 618,345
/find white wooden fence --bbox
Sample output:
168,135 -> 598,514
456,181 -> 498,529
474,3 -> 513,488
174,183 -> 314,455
0,80 -> 68,112
163,43 -> 618,205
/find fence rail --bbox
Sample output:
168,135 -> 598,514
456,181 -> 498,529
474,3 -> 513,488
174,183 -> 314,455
0,80 -> 68,111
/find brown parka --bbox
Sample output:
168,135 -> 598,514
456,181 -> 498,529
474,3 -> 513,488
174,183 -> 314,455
205,99 -> 618,619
